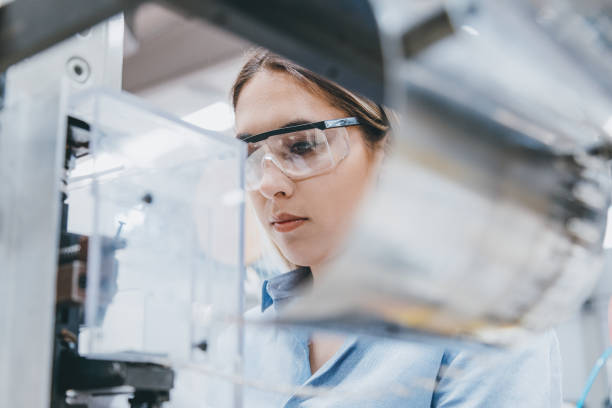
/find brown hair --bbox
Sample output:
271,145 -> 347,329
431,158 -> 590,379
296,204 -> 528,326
231,48 -> 390,150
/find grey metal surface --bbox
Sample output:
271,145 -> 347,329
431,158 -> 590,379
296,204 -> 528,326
122,4 -> 250,93
374,0 -> 612,154
0,16 -> 123,408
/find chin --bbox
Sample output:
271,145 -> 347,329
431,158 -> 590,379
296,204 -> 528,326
277,241 -> 313,266
282,252 -> 315,268
279,244 -> 328,269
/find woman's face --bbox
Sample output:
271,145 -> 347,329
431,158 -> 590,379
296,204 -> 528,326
235,70 -> 380,269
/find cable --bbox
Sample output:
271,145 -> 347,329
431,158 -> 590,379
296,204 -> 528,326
577,346 -> 612,408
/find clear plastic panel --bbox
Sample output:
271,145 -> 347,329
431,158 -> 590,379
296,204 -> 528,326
67,89 -> 245,406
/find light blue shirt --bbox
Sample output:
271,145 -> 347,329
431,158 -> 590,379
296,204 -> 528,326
236,268 -> 562,407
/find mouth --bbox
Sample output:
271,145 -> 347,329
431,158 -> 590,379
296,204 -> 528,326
270,213 -> 309,233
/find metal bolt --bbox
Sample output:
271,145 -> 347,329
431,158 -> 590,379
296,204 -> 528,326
66,57 -> 91,84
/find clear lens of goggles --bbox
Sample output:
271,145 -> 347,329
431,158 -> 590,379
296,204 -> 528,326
245,127 -> 350,191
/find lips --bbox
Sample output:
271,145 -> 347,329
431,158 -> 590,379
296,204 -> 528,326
270,213 -> 308,233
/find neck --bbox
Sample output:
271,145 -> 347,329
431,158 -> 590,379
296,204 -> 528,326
308,248 -> 345,284
308,263 -> 325,284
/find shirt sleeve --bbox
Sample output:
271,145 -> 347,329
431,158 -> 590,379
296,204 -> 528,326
431,329 -> 563,408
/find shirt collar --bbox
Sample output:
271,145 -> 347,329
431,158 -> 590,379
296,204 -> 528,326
261,266 -> 313,312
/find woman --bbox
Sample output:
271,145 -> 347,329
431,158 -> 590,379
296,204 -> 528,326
231,49 -> 561,407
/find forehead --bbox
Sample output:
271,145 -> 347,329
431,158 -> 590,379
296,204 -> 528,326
234,70 -> 346,136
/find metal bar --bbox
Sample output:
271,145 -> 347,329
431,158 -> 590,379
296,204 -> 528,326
0,15 -> 124,408
0,0 -> 137,71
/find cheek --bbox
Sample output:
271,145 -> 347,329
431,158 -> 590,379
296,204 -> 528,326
305,142 -> 373,229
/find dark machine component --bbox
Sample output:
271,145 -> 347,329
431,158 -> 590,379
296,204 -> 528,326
52,118 -> 174,408
56,257 -> 87,304
57,353 -> 173,408
401,7 -> 454,58
65,116 -> 91,166
0,0 -> 385,103
168,0 -> 384,103
61,358 -> 174,395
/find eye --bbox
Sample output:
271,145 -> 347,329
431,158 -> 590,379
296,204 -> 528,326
290,140 -> 316,155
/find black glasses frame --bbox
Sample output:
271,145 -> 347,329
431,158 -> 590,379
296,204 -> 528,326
241,117 -> 360,144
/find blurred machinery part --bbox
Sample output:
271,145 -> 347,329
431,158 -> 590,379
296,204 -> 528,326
277,0 -> 612,345
523,0 -> 612,99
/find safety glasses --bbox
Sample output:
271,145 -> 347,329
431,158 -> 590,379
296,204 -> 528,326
241,117 -> 359,191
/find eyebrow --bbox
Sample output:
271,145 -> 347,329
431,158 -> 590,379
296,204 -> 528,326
237,118 -> 314,141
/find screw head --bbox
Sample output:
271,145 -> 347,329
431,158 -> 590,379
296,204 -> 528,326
66,57 -> 91,84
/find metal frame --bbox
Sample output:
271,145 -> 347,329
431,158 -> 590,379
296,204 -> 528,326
0,15 -> 124,408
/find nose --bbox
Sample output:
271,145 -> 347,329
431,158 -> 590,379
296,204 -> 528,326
258,158 -> 295,199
